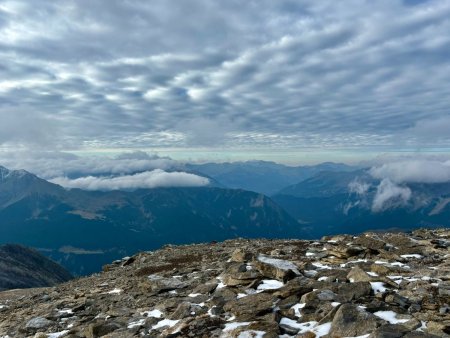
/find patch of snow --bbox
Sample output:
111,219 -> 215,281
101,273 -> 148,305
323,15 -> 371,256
314,322 -> 332,337
400,254 -> 423,259
257,255 -> 301,275
290,303 -> 305,317
237,293 -> 248,299
107,288 -> 122,294
375,260 -> 409,269
370,282 -> 388,294
237,330 -> 265,338
257,279 -> 284,291
152,319 -> 180,330
58,308 -> 73,315
128,319 -> 146,329
188,293 -> 201,297
312,262 -> 332,270
280,318 -> 330,337
169,290 -> 177,294
341,259 -> 368,267
331,302 -> 341,307
318,276 -> 328,281
207,307 -> 216,317
141,309 -> 163,318
47,331 -> 70,338
327,240 -> 338,243
374,311 -> 409,324
216,276 -> 227,289
222,321 -> 251,332
366,271 -> 378,277
280,318 -> 317,331
306,252 -> 315,257
417,321 -> 427,332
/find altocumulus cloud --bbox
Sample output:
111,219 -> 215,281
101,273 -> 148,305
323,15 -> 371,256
50,170 -> 209,191
0,0 -> 449,152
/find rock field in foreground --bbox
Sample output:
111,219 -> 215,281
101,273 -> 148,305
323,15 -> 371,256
0,228 -> 449,338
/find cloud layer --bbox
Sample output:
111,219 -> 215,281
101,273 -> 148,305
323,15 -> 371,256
50,170 -> 209,191
0,0 -> 449,152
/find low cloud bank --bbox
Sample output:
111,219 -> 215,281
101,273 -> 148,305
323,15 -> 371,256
0,150 -> 178,179
50,169 -> 209,191
370,159 -> 450,184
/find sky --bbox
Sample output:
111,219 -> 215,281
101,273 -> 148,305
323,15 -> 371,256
1,0 -> 450,165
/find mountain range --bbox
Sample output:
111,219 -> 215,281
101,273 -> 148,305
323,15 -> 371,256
0,165 -> 300,276
1,162 -> 449,276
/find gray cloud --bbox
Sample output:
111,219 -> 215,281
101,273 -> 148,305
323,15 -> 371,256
50,170 -> 209,191
0,0 -> 449,152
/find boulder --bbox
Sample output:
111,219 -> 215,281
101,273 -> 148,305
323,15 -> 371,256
223,292 -> 276,321
255,254 -> 301,282
347,266 -> 372,282
329,303 -> 380,337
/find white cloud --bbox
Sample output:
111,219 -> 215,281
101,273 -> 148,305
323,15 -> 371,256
372,178 -> 411,212
0,150 -> 179,179
348,179 -> 370,195
370,159 -> 450,183
50,169 -> 209,191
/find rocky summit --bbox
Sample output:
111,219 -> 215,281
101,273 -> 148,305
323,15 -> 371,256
0,229 -> 449,338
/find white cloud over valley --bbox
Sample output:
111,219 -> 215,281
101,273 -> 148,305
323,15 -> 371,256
50,170 -> 209,191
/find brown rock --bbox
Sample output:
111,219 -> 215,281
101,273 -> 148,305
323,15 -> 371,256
223,293 -> 276,321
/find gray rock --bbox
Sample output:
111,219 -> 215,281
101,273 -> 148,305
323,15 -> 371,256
255,254 -> 301,282
25,317 -> 53,330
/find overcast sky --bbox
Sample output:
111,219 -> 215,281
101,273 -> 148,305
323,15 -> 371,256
1,0 -> 449,163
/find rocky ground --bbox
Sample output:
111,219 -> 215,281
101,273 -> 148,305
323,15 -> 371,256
0,228 -> 449,338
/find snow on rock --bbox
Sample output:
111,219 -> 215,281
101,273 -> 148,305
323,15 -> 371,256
373,311 -> 410,324
152,319 -> 180,330
291,303 -> 306,317
237,330 -> 265,338
400,254 -> 423,259
279,318 -> 331,337
127,319 -> 146,329
312,262 -> 332,270
107,288 -> 122,294
47,331 -> 70,338
370,282 -> 388,294
257,255 -> 301,275
222,321 -> 251,333
256,279 -> 284,291
188,293 -> 201,297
